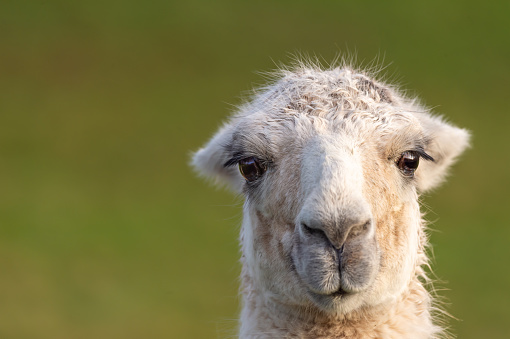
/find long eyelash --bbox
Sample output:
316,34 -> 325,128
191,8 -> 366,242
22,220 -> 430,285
223,153 -> 245,168
224,154 -> 273,170
415,147 -> 435,162
389,148 -> 434,162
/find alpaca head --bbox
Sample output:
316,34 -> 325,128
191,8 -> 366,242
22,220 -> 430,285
192,65 -> 469,316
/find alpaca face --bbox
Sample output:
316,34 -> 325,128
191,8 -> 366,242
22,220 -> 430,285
192,66 -> 469,316
226,112 -> 426,314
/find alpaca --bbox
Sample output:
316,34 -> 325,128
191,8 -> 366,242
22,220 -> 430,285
192,62 -> 469,338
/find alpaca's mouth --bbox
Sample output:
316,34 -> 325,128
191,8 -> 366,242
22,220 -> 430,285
331,287 -> 348,297
305,286 -> 354,312
311,285 -> 349,299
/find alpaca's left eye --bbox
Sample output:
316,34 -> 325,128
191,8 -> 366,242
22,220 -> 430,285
397,151 -> 420,176
239,157 -> 266,182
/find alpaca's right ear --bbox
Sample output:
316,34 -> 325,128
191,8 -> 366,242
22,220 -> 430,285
191,122 -> 244,192
414,114 -> 470,192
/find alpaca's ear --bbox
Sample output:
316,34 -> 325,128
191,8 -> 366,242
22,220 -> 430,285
415,114 -> 470,192
191,122 -> 244,192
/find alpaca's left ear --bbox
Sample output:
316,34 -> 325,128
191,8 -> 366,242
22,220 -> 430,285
414,114 -> 470,192
191,121 -> 245,193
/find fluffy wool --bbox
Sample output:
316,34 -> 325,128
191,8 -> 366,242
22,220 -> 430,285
192,61 -> 469,338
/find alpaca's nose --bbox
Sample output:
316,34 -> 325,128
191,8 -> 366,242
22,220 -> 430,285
300,215 -> 373,250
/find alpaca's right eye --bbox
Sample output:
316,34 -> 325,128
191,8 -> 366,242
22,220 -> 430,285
239,157 -> 266,182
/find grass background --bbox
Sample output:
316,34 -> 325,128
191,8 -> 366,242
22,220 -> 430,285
0,1 -> 509,338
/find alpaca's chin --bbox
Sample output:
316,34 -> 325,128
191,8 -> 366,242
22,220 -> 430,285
305,288 -> 364,315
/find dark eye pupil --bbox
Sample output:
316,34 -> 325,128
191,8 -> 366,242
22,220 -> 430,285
404,155 -> 419,169
239,157 -> 265,182
397,151 -> 420,176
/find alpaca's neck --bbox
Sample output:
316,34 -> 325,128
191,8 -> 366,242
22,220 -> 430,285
239,273 -> 439,338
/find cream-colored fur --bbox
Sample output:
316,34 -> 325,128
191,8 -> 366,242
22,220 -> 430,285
192,62 -> 469,338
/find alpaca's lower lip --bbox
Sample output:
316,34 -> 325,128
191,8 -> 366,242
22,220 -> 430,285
309,287 -> 350,301
331,288 -> 348,297
307,288 -> 352,311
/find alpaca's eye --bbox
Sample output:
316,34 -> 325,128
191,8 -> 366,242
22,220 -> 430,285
397,151 -> 420,177
239,157 -> 266,182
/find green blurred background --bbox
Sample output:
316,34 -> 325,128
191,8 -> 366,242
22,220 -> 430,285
0,1 -> 508,338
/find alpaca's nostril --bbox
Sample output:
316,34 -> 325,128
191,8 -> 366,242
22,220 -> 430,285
302,223 -> 326,237
301,222 -> 340,250
300,217 -> 373,250
347,220 -> 372,240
